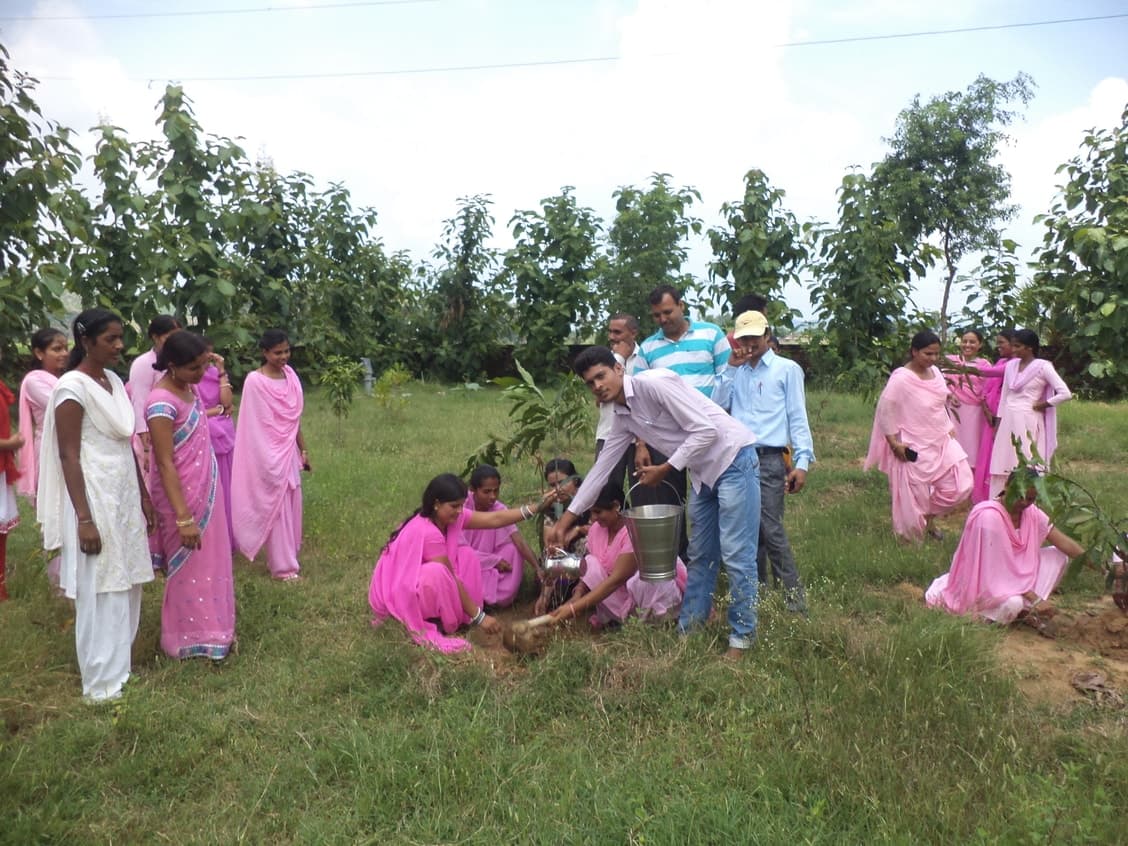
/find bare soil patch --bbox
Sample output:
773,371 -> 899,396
891,582 -> 1128,710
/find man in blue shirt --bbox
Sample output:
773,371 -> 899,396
713,310 -> 814,614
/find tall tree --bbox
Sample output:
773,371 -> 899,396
874,73 -> 1034,340
137,85 -> 255,333
419,195 -> 505,382
809,171 -> 934,381
1032,104 -> 1128,396
602,173 -> 701,321
75,123 -> 167,351
504,187 -> 603,381
0,46 -> 86,373
706,168 -> 808,330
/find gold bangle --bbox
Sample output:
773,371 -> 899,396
176,516 -> 195,528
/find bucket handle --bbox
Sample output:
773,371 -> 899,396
625,479 -> 684,508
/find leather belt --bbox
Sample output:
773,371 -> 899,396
755,445 -> 786,455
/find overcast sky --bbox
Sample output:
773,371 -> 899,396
3,0 -> 1126,321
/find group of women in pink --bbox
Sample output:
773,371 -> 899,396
866,327 -> 1072,543
865,327 -> 1083,636
368,464 -> 689,652
8,310 -> 307,700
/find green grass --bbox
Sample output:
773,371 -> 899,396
2,386 -> 1126,843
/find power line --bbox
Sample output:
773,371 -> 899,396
0,0 -> 437,22
21,11 -> 1128,84
776,11 -> 1128,47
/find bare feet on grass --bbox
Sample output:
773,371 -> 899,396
723,647 -> 746,660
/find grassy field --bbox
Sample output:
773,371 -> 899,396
2,385 -> 1126,844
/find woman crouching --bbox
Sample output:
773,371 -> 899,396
547,482 -> 687,629
369,473 -> 554,652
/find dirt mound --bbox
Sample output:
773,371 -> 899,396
1054,605 -> 1128,659
994,597 -> 1128,710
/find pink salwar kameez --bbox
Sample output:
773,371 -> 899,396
462,494 -> 526,607
864,366 -> 972,541
17,368 -> 57,501
988,359 -> 1071,499
944,354 -> 992,470
197,365 -> 235,551
926,500 -> 1068,624
971,358 -> 1010,504
231,367 -> 304,578
147,388 -> 235,660
17,369 -> 61,588
369,509 -> 483,653
581,521 -> 688,626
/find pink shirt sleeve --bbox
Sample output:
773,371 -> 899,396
129,351 -> 158,434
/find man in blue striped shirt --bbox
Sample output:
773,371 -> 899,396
638,285 -> 730,398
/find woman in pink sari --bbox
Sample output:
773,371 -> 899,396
462,465 -> 540,608
146,332 -> 235,659
369,473 -> 555,652
864,331 -> 972,542
988,329 -> 1072,500
546,481 -> 688,629
943,329 -> 992,473
926,470 -> 1084,636
197,338 -> 235,551
231,329 -> 308,581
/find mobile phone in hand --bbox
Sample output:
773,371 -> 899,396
904,447 -> 918,462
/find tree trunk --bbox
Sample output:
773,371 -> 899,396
939,232 -> 955,344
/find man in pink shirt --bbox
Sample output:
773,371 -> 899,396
549,346 -> 761,658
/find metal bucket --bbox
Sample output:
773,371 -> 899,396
624,481 -> 683,583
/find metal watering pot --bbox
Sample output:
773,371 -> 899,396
542,550 -> 586,579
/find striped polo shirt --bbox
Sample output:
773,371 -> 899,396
639,320 -> 730,397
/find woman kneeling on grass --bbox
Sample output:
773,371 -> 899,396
546,481 -> 687,630
369,473 -> 556,653
925,469 -> 1084,637
462,464 -> 541,609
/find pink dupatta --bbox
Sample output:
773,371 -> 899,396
928,500 -> 1052,615
17,369 -> 57,498
369,510 -> 473,653
1003,358 -> 1060,459
231,366 -> 304,559
864,366 -> 957,476
197,366 -> 235,455
146,388 -> 218,576
582,520 -> 637,622
971,357 -> 1009,503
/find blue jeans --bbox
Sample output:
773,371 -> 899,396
677,445 -> 761,649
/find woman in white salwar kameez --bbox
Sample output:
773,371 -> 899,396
38,309 -> 155,702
